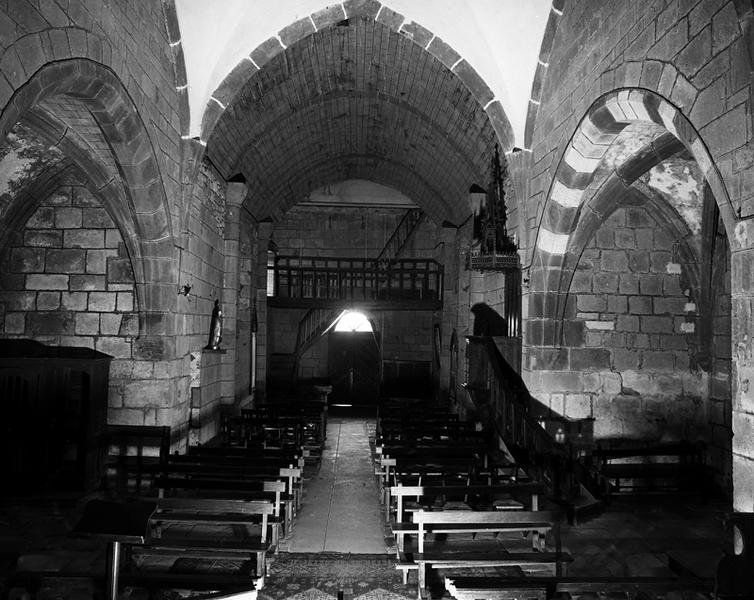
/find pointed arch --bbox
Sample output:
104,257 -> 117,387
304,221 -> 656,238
529,88 -> 735,349
0,59 -> 176,354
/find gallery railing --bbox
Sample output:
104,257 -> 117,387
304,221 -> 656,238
272,256 -> 443,303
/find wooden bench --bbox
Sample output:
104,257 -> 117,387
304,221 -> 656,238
156,476 -> 291,538
126,497 -> 273,580
591,440 -> 708,501
444,575 -> 715,600
162,454 -> 303,511
388,482 -> 545,550
398,510 -> 571,594
100,425 -> 171,495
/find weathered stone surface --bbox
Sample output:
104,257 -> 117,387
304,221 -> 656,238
117,291 -> 134,312
107,257 -> 135,283
26,273 -> 68,290
54,207 -> 82,229
64,229 -> 105,248
36,291 -> 60,310
45,249 -> 85,273
24,230 -> 62,247
88,291 -> 117,312
69,274 -> 106,291
11,248 -> 45,272
26,312 -> 74,335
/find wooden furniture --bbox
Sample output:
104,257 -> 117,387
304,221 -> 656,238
591,440 -> 708,501
388,482 -> 544,551
0,339 -> 112,492
444,575 -> 715,600
397,510 -> 571,595
71,499 -> 156,600
137,497 -> 274,578
100,424 -> 171,494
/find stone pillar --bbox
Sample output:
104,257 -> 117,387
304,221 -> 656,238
220,181 -> 246,407
437,224 -> 460,403
255,220 -> 274,402
731,243 -> 754,512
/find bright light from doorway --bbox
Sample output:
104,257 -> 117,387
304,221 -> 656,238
333,310 -> 373,332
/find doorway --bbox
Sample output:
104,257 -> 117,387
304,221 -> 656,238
327,331 -> 380,406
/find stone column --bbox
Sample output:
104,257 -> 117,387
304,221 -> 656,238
255,220 -> 274,402
220,181 -> 247,407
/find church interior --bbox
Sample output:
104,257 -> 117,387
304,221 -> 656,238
1,0 -> 754,598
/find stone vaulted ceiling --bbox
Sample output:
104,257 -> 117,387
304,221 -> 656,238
205,17 -> 499,225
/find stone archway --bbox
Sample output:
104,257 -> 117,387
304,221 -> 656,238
0,58 -> 177,357
526,88 -> 735,497
529,89 -> 734,350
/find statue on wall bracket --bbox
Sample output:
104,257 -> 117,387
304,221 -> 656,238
205,299 -> 223,350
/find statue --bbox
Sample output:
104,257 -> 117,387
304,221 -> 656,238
205,299 -> 223,350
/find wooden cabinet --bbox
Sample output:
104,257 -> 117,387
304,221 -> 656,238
0,339 -> 112,493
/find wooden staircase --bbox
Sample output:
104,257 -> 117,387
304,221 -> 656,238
376,208 -> 423,263
464,336 -> 603,524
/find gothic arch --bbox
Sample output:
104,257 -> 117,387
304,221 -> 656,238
0,58 -> 176,352
529,88 -> 734,349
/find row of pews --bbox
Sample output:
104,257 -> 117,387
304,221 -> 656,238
7,398 -> 328,600
374,397 -> 715,600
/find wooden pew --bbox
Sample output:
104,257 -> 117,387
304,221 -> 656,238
444,575 -> 715,600
156,474 -> 292,538
397,510 -> 572,595
100,425 -> 170,495
388,482 -> 546,550
591,440 -> 707,501
128,497 -> 273,579
162,454 -> 303,511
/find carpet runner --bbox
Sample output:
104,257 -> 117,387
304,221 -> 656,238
259,553 -> 414,600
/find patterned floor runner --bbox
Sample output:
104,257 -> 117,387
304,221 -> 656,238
259,553 -> 414,600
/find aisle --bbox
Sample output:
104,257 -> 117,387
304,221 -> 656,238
277,416 -> 390,553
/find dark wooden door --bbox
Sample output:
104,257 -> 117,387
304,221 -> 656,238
328,332 -> 380,406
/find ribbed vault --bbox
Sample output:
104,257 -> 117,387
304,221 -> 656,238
206,16 -> 501,225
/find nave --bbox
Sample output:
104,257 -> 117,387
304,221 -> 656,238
0,405 -> 732,600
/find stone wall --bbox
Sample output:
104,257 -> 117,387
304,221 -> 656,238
179,161 -> 232,444
521,0 -> 748,506
273,205 -> 404,258
0,179 -> 154,423
563,207 -> 705,439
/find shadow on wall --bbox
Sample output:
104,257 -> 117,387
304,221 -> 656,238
471,303 -> 507,336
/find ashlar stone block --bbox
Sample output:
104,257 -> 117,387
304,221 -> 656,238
100,313 -> 122,335
11,248 -> 45,272
64,229 -> 105,249
61,291 -> 88,311
4,312 -> 26,334
45,249 -> 85,273
26,273 -> 69,290
36,291 -> 60,310
54,207 -> 82,229
88,291 -> 117,312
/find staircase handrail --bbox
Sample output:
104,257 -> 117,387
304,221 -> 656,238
376,208 -> 423,263
464,336 -> 595,500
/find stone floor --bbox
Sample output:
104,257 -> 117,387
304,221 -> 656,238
0,409 -> 733,599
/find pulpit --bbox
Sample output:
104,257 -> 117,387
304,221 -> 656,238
0,339 -> 112,492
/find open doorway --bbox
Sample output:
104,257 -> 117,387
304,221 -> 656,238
327,311 -> 380,407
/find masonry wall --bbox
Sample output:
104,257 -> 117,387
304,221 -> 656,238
269,205 -> 442,393
520,0 -> 750,506
274,206 -> 405,258
178,161 -> 232,445
0,179 -> 147,420
557,207 -> 706,437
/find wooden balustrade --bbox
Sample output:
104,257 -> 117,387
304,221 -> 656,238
270,256 -> 443,308
464,336 -> 598,517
